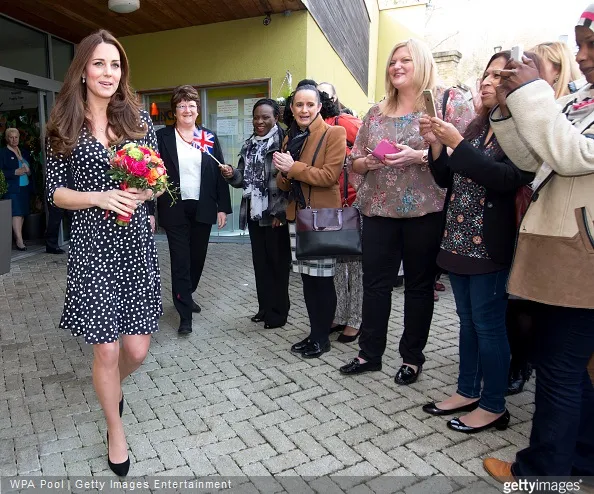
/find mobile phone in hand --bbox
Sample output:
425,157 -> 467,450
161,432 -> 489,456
422,90 -> 437,118
511,45 -> 523,62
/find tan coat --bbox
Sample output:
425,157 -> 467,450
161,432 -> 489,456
491,80 -> 594,309
491,79 -> 594,383
277,115 -> 347,221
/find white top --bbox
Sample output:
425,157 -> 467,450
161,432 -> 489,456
175,130 -> 202,200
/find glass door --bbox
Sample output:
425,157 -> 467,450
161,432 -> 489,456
203,83 -> 269,236
0,82 -> 45,239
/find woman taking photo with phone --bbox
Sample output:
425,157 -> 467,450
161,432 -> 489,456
504,40 -> 582,396
339,38 -> 474,384
419,50 -> 535,433
274,84 -> 346,359
483,4 -> 594,480
221,99 -> 290,329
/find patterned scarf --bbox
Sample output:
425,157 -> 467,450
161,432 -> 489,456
244,125 -> 278,221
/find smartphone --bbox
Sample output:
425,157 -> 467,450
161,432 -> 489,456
511,44 -> 524,62
422,90 -> 437,118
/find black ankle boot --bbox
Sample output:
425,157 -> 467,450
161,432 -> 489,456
506,363 -> 532,396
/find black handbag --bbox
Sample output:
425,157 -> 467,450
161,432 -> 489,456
295,130 -> 362,260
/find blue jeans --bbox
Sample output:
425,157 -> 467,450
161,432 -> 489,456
449,270 -> 510,413
512,304 -> 594,478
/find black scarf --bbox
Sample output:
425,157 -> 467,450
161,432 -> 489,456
285,117 -> 316,209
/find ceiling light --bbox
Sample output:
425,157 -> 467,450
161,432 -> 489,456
108,0 -> 140,14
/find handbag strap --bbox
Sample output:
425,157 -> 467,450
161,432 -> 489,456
343,165 -> 349,207
306,128 -> 330,207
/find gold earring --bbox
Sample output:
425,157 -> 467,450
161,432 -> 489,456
553,75 -> 559,84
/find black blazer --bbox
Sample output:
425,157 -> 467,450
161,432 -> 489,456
429,136 -> 534,265
156,125 -> 232,227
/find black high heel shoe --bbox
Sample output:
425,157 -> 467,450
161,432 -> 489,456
106,432 -> 130,477
506,363 -> 532,396
119,394 -> 124,418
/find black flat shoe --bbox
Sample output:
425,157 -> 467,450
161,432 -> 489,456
330,324 -> 346,334
15,245 -> 27,251
395,364 -> 422,385
301,340 -> 331,359
192,301 -> 201,313
422,400 -> 479,416
339,358 -> 382,375
264,322 -> 286,329
447,409 -> 510,434
290,337 -> 310,354
251,312 -> 265,323
336,330 -> 361,343
107,433 -> 130,477
178,320 -> 192,335
119,394 -> 124,418
46,247 -> 65,254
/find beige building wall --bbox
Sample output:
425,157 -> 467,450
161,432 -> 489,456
375,4 -> 426,102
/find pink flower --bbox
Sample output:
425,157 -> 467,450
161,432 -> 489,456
123,156 -> 148,176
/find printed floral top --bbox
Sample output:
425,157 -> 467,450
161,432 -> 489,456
437,130 -> 509,274
349,87 -> 474,218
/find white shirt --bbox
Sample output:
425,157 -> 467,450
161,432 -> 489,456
175,131 -> 202,200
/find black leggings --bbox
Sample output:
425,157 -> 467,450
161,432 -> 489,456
301,274 -> 337,344
506,298 -> 536,371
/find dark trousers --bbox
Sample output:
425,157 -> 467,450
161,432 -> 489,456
301,274 -> 336,344
450,270 -> 510,413
506,298 -> 536,372
248,219 -> 291,326
359,213 -> 443,366
45,203 -> 64,249
512,304 -> 594,478
164,200 -> 211,323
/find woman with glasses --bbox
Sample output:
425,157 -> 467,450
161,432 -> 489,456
156,85 -> 232,335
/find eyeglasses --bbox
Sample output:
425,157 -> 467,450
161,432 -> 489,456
176,104 -> 198,111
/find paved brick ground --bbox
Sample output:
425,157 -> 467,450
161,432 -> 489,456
0,238 -> 534,487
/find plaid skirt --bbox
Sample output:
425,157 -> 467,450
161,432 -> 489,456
289,222 -> 336,277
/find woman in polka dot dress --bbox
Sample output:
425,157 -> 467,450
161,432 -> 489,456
45,30 -> 164,477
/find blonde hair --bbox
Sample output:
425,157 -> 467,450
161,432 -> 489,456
531,42 -> 581,98
383,38 -> 437,114
5,128 -> 19,139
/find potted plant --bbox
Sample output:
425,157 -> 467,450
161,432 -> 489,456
0,169 -> 11,275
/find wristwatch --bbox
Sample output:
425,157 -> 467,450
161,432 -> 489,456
421,149 -> 429,164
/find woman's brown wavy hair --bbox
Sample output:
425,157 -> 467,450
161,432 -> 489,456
47,29 -> 145,157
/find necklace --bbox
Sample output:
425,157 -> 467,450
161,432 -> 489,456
175,126 -> 195,145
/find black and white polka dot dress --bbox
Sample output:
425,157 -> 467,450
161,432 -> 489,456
46,111 -> 162,344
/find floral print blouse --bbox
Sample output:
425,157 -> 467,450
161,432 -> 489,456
349,87 -> 474,218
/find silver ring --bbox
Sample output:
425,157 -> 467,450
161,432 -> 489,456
136,200 -> 142,206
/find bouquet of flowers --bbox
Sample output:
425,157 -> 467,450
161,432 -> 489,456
106,142 -> 175,226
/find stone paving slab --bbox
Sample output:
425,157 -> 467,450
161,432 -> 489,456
0,238 -> 535,485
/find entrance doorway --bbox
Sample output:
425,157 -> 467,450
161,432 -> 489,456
0,82 -> 46,241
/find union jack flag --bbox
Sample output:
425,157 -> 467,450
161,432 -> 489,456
192,128 -> 215,154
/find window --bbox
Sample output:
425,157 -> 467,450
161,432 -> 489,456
51,37 -> 74,82
0,17 -> 48,77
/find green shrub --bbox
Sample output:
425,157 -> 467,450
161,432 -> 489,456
0,170 -> 7,199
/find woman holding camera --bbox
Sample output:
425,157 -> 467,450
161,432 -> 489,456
483,4 -> 594,481
339,38 -> 474,384
419,50 -> 535,433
